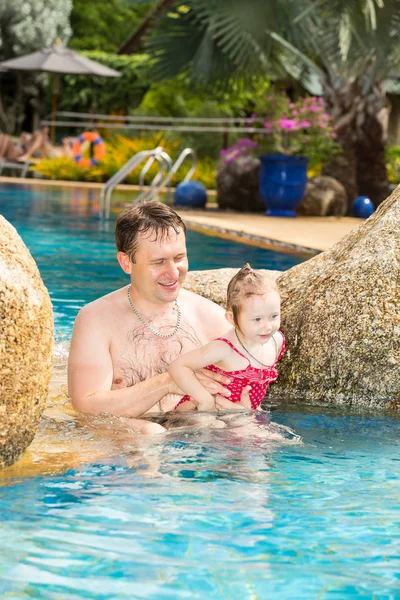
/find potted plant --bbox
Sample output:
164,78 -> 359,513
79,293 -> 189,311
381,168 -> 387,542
252,93 -> 340,216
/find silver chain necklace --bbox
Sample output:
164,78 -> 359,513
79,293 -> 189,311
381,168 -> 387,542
235,329 -> 270,368
127,284 -> 181,338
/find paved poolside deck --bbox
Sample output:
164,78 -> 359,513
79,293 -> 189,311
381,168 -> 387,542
177,208 -> 361,256
1,176 -> 362,256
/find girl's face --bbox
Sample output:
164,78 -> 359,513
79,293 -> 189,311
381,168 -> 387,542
234,290 -> 281,344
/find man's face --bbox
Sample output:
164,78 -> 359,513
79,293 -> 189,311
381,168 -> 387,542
128,228 -> 188,305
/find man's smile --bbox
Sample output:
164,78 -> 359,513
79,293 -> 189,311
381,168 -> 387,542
158,280 -> 178,288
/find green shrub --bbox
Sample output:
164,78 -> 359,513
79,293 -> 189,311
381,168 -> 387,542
32,133 -> 217,189
386,145 -> 400,184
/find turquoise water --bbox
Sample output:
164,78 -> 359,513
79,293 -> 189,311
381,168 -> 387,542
0,183 -> 399,599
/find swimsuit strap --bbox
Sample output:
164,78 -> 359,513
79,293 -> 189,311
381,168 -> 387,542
215,337 -> 251,365
273,331 -> 286,363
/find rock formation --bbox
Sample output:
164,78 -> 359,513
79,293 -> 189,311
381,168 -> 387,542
274,187 -> 399,407
184,268 -> 281,307
297,175 -> 347,216
216,155 -> 265,212
0,216 -> 53,468
184,188 -> 400,408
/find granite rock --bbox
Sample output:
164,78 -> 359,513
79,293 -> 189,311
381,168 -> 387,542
273,187 -> 400,408
297,175 -> 347,216
0,216 -> 53,468
184,268 -> 282,308
216,155 -> 265,212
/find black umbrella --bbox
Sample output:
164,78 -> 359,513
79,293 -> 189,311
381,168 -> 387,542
0,41 -> 120,140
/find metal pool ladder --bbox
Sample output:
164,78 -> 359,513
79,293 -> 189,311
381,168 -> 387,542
99,146 -> 198,220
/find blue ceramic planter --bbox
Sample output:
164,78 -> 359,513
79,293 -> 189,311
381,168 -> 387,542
259,154 -> 309,217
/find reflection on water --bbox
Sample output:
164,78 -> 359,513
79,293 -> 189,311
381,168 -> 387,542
0,342 -> 299,485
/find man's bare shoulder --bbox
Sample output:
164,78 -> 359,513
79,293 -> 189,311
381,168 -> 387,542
179,288 -> 226,340
74,287 -> 127,327
179,288 -> 225,317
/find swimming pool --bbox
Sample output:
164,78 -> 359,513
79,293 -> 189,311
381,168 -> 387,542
0,182 -> 399,599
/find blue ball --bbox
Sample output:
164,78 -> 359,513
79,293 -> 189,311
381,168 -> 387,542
352,196 -> 374,218
174,181 -> 207,208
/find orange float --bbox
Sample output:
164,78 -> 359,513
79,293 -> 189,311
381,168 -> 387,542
73,131 -> 105,167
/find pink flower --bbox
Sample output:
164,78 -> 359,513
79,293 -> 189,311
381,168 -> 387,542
298,120 -> 311,128
279,118 -> 298,130
263,120 -> 273,133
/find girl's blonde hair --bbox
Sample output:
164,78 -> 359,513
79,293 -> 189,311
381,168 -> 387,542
226,264 -> 279,326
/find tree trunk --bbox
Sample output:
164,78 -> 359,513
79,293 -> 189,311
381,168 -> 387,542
321,83 -> 359,211
322,129 -> 358,212
355,89 -> 390,207
118,0 -> 178,55
322,80 -> 390,210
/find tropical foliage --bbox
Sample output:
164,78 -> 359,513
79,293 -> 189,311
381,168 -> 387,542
386,145 -> 400,185
133,0 -> 400,206
32,133 -> 217,189
250,92 -> 340,167
0,0 -> 71,58
70,0 -> 153,53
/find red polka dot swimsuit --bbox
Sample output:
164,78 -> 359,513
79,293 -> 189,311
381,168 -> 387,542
175,332 -> 286,410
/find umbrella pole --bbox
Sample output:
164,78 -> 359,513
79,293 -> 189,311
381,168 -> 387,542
51,72 -> 60,143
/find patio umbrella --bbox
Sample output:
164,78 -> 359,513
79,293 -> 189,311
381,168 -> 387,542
0,41 -> 120,140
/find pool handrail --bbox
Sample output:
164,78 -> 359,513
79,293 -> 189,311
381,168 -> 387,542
156,148 -> 198,189
136,150 -> 173,205
99,147 -> 196,219
100,147 -> 170,219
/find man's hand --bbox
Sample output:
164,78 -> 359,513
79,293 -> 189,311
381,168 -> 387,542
195,369 -> 232,398
215,385 -> 252,411
193,396 -> 217,412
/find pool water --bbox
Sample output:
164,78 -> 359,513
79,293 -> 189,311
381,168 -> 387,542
0,183 -> 399,599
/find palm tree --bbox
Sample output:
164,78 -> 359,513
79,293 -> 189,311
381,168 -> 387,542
123,0 -> 400,207
119,0 -> 177,54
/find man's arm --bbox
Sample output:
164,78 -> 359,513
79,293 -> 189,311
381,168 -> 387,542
68,306 -> 173,418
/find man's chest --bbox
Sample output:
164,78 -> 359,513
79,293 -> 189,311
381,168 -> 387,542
110,319 -> 203,388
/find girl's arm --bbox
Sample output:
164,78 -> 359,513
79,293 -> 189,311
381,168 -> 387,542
168,340 -> 230,411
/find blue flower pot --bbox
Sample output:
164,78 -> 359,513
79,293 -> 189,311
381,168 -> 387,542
259,154 -> 309,217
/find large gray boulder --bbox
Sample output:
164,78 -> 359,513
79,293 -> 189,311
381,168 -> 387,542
297,175 -> 347,216
0,216 -> 53,468
273,188 -> 399,408
216,155 -> 265,212
184,268 -> 281,307
184,188 -> 399,408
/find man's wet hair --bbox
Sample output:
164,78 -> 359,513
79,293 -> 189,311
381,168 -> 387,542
115,201 -> 186,262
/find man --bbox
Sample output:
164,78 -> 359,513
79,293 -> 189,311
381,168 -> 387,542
68,201 -> 242,434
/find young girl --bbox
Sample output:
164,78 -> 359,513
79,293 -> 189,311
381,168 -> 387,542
168,264 -> 285,412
